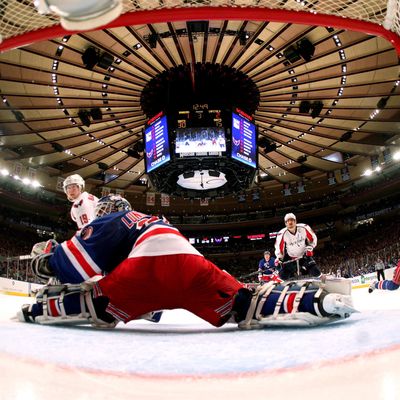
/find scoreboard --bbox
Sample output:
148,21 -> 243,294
144,113 -> 171,173
231,110 -> 257,168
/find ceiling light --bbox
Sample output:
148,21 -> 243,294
363,169 -> 372,176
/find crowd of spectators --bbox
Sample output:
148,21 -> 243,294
0,188 -> 399,284
316,217 -> 400,278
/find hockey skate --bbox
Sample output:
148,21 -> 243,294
368,280 -> 377,293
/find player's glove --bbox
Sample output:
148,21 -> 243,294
274,258 -> 282,267
305,246 -> 314,257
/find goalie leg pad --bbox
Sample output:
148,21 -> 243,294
238,280 -> 358,329
17,284 -> 117,328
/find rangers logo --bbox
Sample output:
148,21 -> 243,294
232,137 -> 241,146
81,226 -> 93,240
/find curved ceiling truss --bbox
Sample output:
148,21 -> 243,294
0,5 -> 399,209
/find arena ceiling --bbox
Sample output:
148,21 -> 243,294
0,1 -> 399,212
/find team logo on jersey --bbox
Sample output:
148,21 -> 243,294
80,226 -> 93,240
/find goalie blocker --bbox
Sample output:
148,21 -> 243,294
18,277 -> 356,329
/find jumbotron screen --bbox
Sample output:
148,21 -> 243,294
144,114 -> 171,173
175,127 -> 226,157
231,112 -> 257,168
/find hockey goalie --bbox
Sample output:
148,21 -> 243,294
18,194 -> 357,329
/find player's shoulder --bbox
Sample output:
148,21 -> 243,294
297,223 -> 310,229
81,191 -> 98,202
297,222 -> 309,228
276,227 -> 288,237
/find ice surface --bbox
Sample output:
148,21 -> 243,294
1,288 -> 400,377
1,288 -> 400,400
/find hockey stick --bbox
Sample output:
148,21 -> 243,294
238,270 -> 260,280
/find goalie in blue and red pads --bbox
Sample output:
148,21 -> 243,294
19,195 -> 357,329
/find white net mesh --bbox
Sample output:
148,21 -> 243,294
0,0 -> 398,43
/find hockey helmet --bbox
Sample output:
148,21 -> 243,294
95,194 -> 132,218
63,174 -> 85,193
284,213 -> 296,223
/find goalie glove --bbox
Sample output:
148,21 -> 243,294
31,239 -> 58,281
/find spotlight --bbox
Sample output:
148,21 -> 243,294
134,141 -> 145,152
258,137 -> 269,149
127,148 -> 141,159
377,97 -> 388,109
340,131 -> 353,142
299,101 -> 311,113
82,47 -> 99,70
78,110 -> 91,127
239,31 -> 250,46
147,33 -> 158,49
297,155 -> 307,163
97,52 -> 114,70
283,45 -> 301,64
187,21 -> 209,33
90,108 -> 103,120
82,47 -> 114,70
259,137 -> 277,153
13,111 -> 25,122
97,162 -> 109,170
51,142 -> 65,152
283,38 -> 315,64
209,27 -> 221,34
296,38 -> 315,62
310,101 -> 324,118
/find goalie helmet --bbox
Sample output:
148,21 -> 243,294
63,174 -> 85,194
95,194 -> 132,218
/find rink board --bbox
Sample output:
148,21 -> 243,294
0,277 -> 42,296
0,267 -> 396,296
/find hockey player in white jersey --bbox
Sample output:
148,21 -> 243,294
275,213 -> 320,280
63,174 -> 98,231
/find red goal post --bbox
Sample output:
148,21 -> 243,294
1,0 -> 400,53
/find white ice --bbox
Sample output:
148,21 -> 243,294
1,288 -> 400,400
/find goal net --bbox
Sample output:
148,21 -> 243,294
1,0 -> 400,52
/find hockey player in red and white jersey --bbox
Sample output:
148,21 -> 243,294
63,174 -> 98,231
18,197 -> 357,329
275,213 -> 320,280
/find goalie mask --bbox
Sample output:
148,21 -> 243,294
95,194 -> 132,218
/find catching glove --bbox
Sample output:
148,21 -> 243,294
31,239 -> 58,281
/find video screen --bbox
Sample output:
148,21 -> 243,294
144,115 -> 171,173
175,127 -> 226,157
231,112 -> 257,168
